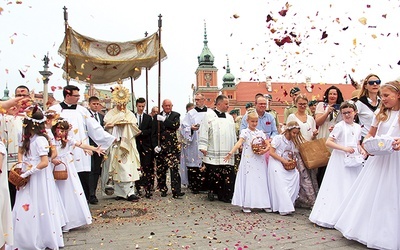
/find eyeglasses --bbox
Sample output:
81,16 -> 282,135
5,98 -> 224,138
15,94 -> 29,97
71,94 -> 80,97
297,103 -> 308,106
367,80 -> 381,85
91,103 -> 100,105
342,111 -> 354,115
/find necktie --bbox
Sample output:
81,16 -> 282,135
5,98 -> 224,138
94,113 -> 99,122
138,114 -> 142,127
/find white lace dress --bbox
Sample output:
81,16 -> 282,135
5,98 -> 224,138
53,137 -> 92,231
9,135 -> 65,250
268,135 -> 300,214
231,128 -> 271,209
309,121 -> 362,228
0,142 -> 13,246
334,110 -> 400,250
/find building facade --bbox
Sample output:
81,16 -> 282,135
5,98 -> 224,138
194,23 -> 357,121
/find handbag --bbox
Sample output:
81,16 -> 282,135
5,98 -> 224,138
343,124 -> 365,168
298,138 -> 331,169
344,153 -> 364,168
363,135 -> 394,155
363,114 -> 397,155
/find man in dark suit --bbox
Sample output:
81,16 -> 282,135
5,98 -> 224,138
87,96 -> 105,204
151,99 -> 184,199
134,98 -> 154,198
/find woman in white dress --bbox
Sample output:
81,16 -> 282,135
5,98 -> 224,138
10,106 -> 65,250
51,119 -> 105,231
287,94 -> 319,208
0,141 -> 13,250
268,121 -> 301,215
223,109 -> 271,213
309,101 -> 366,228
334,81 -> 400,250
355,74 -> 381,140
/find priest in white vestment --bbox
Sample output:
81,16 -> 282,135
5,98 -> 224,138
198,95 -> 237,202
180,93 -> 213,193
103,84 -> 141,201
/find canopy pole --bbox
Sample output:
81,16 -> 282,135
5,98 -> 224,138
63,6 -> 70,86
144,31 -> 149,113
130,76 -> 134,110
145,68 -> 149,113
157,14 -> 162,147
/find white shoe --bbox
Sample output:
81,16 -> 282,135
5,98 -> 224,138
279,211 -> 290,216
242,208 -> 251,213
263,208 -> 272,213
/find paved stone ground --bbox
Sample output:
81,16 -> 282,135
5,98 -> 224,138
63,188 -> 367,250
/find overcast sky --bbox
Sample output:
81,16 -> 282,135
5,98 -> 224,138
1,0 -> 399,114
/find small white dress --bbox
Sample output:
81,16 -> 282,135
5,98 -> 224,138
0,142 -> 13,246
10,135 -> 65,250
231,128 -> 271,209
309,121 -> 363,228
53,137 -> 92,231
334,110 -> 400,250
268,135 -> 300,214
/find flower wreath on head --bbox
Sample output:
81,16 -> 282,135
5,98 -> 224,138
24,105 -> 46,123
286,125 -> 300,130
44,110 -> 60,126
111,79 -> 130,105
53,117 -> 69,129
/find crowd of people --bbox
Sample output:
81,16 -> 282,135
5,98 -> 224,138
0,75 -> 400,249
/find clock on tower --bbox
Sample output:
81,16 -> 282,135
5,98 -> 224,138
204,73 -> 212,81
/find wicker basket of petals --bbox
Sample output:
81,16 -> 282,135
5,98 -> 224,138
251,137 -> 267,154
8,162 -> 31,189
53,161 -> 68,180
283,160 -> 297,171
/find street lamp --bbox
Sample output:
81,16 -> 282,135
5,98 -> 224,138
39,54 -> 53,111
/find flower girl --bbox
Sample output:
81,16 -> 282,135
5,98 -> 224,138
51,118 -> 105,231
224,108 -> 271,213
10,106 -> 65,249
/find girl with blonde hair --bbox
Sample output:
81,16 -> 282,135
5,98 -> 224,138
268,121 -> 301,215
334,81 -> 400,249
224,108 -> 271,213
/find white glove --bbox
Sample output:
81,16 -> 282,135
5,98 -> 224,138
154,146 -> 161,153
20,166 -> 40,178
157,115 -> 166,122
